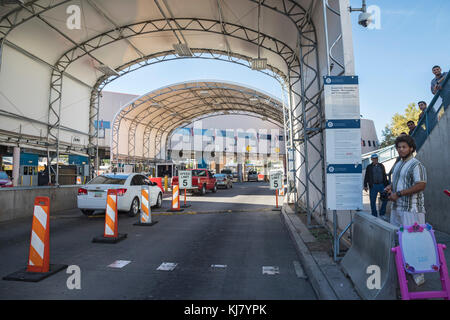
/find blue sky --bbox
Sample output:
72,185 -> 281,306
350,0 -> 449,138
105,0 -> 449,140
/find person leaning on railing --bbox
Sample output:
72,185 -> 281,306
431,65 -> 448,95
417,101 -> 437,133
431,65 -> 450,109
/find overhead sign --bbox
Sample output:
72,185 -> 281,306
179,170 -> 192,189
269,171 -> 282,190
324,76 -> 362,211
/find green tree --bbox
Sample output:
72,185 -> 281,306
380,124 -> 395,148
380,103 -> 421,146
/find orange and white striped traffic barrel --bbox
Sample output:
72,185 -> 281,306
27,197 -> 50,273
133,186 -> 158,226
140,186 -> 151,223
170,184 -> 183,212
104,189 -> 118,238
279,185 -> 285,196
92,189 -> 127,243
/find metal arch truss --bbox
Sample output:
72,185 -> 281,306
1,0 -> 326,224
112,83 -> 285,164
48,15 -> 297,178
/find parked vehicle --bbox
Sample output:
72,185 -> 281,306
247,170 -> 258,182
0,171 -> 13,187
214,173 -> 233,189
220,169 -> 234,180
77,173 -> 163,216
172,169 -> 217,195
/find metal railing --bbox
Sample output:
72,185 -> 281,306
411,70 -> 450,151
362,144 -> 398,170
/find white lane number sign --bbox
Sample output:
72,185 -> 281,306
270,171 -> 282,190
179,170 -> 192,189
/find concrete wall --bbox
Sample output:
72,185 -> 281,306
0,186 -> 79,222
415,109 -> 450,234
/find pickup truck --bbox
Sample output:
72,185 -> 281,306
172,169 -> 217,195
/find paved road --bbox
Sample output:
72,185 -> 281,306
0,182 -> 317,300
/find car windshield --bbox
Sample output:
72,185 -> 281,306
0,172 -> 9,179
88,175 -> 127,185
191,170 -> 207,177
221,170 -> 232,174
215,174 -> 225,180
249,171 -> 257,175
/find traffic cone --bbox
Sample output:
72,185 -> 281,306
134,186 -> 158,226
279,185 -> 285,196
170,184 -> 184,212
3,197 -> 67,282
27,197 -> 50,273
92,189 -> 127,243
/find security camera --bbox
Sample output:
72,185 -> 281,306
358,12 -> 373,27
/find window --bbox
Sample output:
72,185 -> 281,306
140,175 -> 151,185
131,175 -> 146,186
191,170 -> 207,177
368,141 -> 371,147
362,140 -> 366,147
373,141 -> 377,147
88,175 -> 127,185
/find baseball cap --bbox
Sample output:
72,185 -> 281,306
371,153 -> 378,159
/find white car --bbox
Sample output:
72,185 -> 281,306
77,173 -> 163,216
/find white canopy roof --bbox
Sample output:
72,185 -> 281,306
112,80 -> 285,162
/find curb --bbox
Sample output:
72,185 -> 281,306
281,204 -> 338,300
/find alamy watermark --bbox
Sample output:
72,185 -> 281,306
366,265 -> 381,290
367,5 -> 381,30
66,265 -> 81,290
66,5 -> 81,30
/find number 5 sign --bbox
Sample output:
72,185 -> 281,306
270,171 -> 282,190
179,171 -> 192,189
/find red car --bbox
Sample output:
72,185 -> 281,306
172,169 -> 217,195
0,171 -> 13,188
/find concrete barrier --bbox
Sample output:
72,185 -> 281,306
341,212 -> 399,300
0,185 -> 79,222
415,108 -> 450,234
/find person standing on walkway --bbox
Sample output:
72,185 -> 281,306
364,153 -> 389,219
384,135 -> 427,285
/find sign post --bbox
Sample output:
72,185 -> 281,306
270,170 -> 282,211
179,170 -> 192,208
324,76 -> 362,262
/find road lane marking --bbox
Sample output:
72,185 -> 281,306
157,262 -> 177,271
211,264 -> 227,269
262,266 -> 279,275
108,260 -> 131,268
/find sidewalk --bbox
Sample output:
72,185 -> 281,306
281,204 -> 360,300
